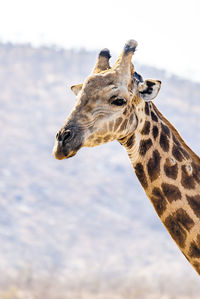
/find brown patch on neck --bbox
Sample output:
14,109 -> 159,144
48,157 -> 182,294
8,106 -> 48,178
141,120 -> 151,135
135,163 -> 148,189
139,138 -> 153,156
151,111 -> 158,122
164,214 -> 187,248
164,209 -> 195,250
150,187 -> 167,216
186,195 -> 200,218
144,102 -> 150,116
161,183 -> 181,202
189,236 -> 200,258
147,150 -> 161,182
164,158 -> 178,180
181,165 -> 196,190
159,132 -> 170,152
174,208 -> 195,232
152,125 -> 159,140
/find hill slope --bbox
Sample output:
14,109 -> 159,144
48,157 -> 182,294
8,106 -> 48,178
0,43 -> 200,296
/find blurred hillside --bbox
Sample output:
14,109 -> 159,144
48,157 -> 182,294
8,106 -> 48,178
0,43 -> 200,298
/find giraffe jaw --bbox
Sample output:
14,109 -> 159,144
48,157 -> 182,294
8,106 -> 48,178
64,150 -> 78,159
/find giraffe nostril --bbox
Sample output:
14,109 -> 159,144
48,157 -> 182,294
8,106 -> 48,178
56,132 -> 62,142
63,129 -> 73,143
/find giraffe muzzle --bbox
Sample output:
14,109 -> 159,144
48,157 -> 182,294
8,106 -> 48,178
53,125 -> 83,160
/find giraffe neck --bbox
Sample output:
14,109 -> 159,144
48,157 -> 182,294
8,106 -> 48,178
120,100 -> 200,275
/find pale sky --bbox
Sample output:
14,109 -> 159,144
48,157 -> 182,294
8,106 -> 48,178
1,0 -> 200,81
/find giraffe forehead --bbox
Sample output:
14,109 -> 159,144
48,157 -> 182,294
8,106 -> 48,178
84,73 -> 114,90
80,83 -> 129,105
82,72 -> 131,98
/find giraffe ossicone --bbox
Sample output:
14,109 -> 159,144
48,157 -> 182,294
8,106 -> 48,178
53,40 -> 200,275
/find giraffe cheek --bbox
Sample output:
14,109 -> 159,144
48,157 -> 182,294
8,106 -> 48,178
117,113 -> 137,137
127,113 -> 138,133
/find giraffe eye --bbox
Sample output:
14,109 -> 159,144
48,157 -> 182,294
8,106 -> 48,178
111,98 -> 127,106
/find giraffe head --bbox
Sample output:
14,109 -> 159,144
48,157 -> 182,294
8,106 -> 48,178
53,40 -> 161,159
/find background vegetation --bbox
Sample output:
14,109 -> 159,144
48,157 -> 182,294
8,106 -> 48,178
0,43 -> 200,298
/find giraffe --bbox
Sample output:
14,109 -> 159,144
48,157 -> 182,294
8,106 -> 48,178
53,40 -> 200,275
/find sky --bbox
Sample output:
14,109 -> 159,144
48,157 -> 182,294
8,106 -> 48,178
1,0 -> 200,82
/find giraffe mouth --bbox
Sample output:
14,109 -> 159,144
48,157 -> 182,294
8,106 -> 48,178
53,137 -> 83,160
63,149 -> 78,159
53,142 -> 81,160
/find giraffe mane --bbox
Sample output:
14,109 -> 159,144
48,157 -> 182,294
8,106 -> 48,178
152,103 -> 200,165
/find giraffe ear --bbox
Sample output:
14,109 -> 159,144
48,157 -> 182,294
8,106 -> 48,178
138,79 -> 161,101
71,84 -> 83,95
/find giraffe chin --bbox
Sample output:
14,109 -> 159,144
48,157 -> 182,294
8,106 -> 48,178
62,142 -> 82,159
53,148 -> 78,160
53,136 -> 82,160
64,150 -> 77,159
